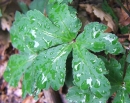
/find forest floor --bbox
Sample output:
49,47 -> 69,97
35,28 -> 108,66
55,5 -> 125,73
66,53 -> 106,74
0,0 -> 130,103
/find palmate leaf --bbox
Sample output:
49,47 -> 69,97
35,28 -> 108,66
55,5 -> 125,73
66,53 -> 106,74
4,3 -> 80,97
4,3 -> 124,102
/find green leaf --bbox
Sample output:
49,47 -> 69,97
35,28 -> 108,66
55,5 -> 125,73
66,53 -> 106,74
4,54 -> 35,87
126,53 -> 130,63
18,2 -> 29,13
101,57 -> 123,94
5,44 -> 72,97
113,87 -> 130,103
72,43 -> 110,100
102,0 -> 118,23
48,3 -> 81,40
49,0 -> 72,3
29,0 -> 49,12
11,5 -> 81,54
76,22 -> 124,54
67,86 -> 109,103
124,64 -> 130,93
120,26 -> 130,34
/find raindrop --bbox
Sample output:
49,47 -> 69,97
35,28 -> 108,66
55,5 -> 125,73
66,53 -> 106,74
59,78 -> 64,84
81,81 -> 88,90
86,77 -> 92,88
92,31 -> 100,38
60,72 -> 64,78
74,76 -> 80,82
90,59 -> 96,64
94,79 -> 100,88
96,67 -> 102,73
34,41 -> 39,48
74,62 -> 81,71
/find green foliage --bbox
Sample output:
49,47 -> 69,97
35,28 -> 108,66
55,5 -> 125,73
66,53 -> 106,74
120,25 -> 130,34
3,2 -> 125,102
100,56 -> 130,102
0,9 -> 2,17
102,0 -> 118,23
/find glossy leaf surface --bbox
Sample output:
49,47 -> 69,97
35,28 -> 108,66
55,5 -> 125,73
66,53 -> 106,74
72,43 -> 110,101
76,22 -> 124,54
4,3 -> 124,102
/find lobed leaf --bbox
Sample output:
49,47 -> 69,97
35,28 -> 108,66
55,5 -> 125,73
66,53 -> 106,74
76,22 -> 124,54
72,42 -> 110,101
48,3 -> 81,41
4,44 -> 72,97
101,57 -> 123,94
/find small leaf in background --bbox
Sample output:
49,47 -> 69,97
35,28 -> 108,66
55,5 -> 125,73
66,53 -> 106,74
102,0 -> 118,23
18,2 -> 29,13
29,0 -> 49,13
101,57 -> 123,94
120,25 -> 130,34
113,87 -> 130,103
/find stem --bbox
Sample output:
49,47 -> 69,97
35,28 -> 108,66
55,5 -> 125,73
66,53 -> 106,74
115,0 -> 130,17
123,50 -> 128,79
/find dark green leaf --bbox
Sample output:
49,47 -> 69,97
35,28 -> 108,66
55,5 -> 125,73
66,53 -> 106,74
101,57 -> 123,94
113,87 -> 130,103
76,22 -> 124,54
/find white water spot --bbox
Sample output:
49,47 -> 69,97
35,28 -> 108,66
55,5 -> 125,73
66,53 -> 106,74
99,101 -> 102,103
93,95 -> 96,99
86,77 -> 92,88
42,74 -> 47,84
31,30 -> 36,38
77,73 -> 81,77
99,68 -> 102,72
81,95 -> 86,103
103,35 -> 115,43
74,62 -> 81,71
96,79 -> 100,86
34,41 -> 39,48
